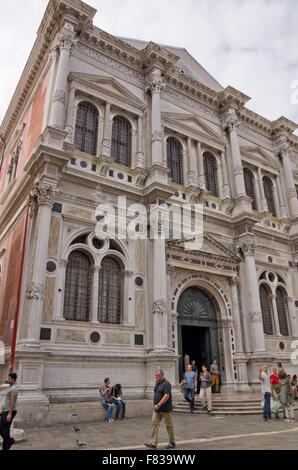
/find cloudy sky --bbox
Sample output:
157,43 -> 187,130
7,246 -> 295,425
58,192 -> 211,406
0,0 -> 297,131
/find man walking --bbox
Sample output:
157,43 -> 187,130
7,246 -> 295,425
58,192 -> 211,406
210,359 -> 220,393
199,365 -> 212,413
259,365 -> 272,422
145,368 -> 176,449
0,373 -> 18,451
184,364 -> 197,412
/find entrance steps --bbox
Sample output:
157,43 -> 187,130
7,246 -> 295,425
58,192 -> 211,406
173,394 -> 298,416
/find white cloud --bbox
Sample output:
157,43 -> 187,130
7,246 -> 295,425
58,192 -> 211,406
0,0 -> 297,129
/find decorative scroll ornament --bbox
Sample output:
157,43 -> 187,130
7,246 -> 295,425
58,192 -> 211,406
52,89 -> 66,105
248,311 -> 263,323
26,282 -> 45,300
233,166 -> 244,177
238,240 -> 256,257
151,130 -> 163,143
59,22 -> 77,51
275,133 -> 290,158
31,181 -> 56,207
145,78 -> 166,94
223,108 -> 240,132
152,299 -> 168,315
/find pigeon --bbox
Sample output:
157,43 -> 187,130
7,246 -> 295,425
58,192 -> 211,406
73,426 -> 80,432
76,440 -> 87,447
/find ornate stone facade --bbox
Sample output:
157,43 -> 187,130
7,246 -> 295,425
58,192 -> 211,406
0,0 -> 297,421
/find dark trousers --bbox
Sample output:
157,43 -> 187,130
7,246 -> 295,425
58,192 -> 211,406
0,410 -> 17,450
263,392 -> 271,420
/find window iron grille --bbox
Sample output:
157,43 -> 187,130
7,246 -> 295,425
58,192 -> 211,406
166,137 -> 183,185
63,250 -> 92,322
111,115 -> 132,167
98,256 -> 122,324
203,152 -> 218,197
259,284 -> 274,335
74,102 -> 98,156
243,168 -> 257,210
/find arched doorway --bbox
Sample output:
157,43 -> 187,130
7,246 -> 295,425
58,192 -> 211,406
177,287 -> 220,383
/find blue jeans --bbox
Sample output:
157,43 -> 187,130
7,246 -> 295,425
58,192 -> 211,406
115,399 -> 126,417
184,387 -> 195,410
263,392 -> 271,420
101,399 -> 114,420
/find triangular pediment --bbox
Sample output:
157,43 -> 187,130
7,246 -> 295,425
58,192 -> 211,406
68,72 -> 146,110
240,145 -> 280,170
161,112 -> 224,145
166,233 -> 240,263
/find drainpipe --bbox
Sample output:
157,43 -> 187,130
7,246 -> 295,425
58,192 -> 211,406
9,194 -> 31,373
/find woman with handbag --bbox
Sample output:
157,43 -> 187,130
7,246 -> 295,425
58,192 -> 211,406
99,378 -> 115,422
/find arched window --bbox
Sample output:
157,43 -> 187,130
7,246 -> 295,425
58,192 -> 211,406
111,115 -> 132,167
244,168 -> 257,210
166,137 -> 183,185
276,287 -> 289,336
64,250 -> 92,322
98,256 -> 122,324
259,284 -> 274,335
203,152 -> 218,197
74,102 -> 99,155
263,176 -> 276,216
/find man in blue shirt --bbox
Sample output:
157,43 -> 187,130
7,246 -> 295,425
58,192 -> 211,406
184,364 -> 197,413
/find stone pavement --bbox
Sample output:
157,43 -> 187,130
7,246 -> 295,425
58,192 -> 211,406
10,408 -> 298,451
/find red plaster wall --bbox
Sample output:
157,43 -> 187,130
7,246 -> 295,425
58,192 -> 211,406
0,212 -> 26,347
0,66 -> 51,198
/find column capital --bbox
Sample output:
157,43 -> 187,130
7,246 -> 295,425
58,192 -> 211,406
145,78 -> 166,95
25,282 -> 45,300
58,22 -> 78,52
237,237 -> 256,257
31,181 -> 57,207
248,311 -> 263,323
222,108 -> 240,132
229,277 -> 240,286
152,299 -> 168,315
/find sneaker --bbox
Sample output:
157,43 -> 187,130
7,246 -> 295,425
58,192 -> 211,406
165,443 -> 176,449
145,443 -> 157,449
190,409 -> 194,413
108,418 -> 114,423
263,419 -> 267,422
115,416 -> 120,420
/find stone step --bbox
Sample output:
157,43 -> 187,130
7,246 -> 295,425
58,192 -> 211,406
175,404 -> 261,410
174,409 -> 263,415
14,399 -> 153,428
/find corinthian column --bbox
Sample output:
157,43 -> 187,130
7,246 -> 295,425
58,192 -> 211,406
25,181 -> 57,345
229,278 -> 243,353
221,150 -> 231,199
197,141 -> 206,190
257,167 -> 268,213
145,70 -> 165,166
187,137 -> 198,186
150,207 -> 169,351
49,23 -> 77,129
101,102 -> 111,158
238,238 -> 265,352
276,135 -> 298,218
223,108 -> 246,198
